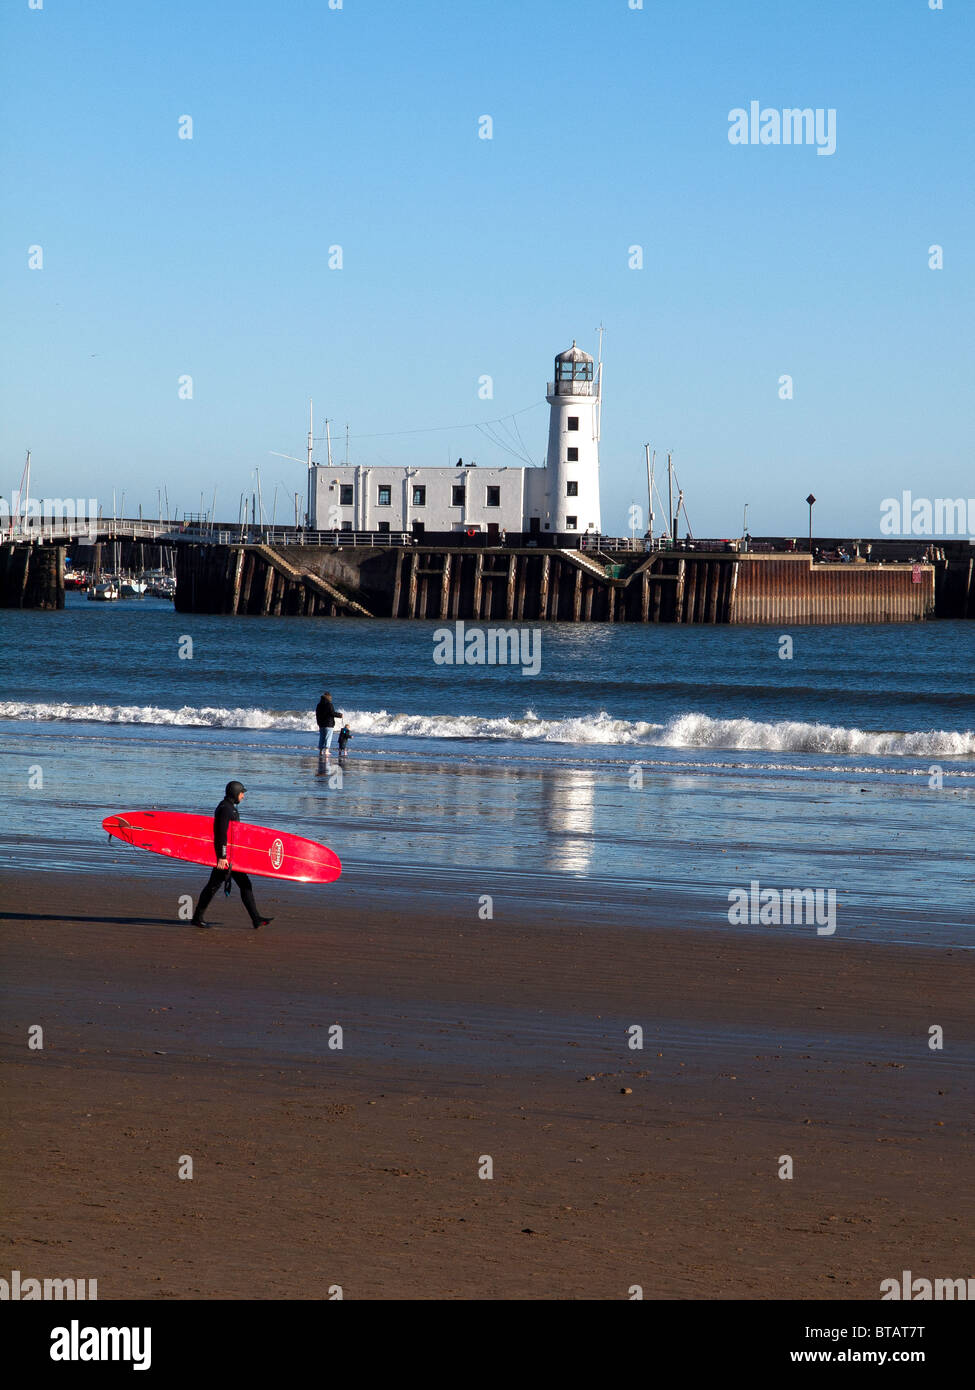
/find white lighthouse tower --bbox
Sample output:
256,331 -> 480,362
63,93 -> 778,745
544,341 -> 602,536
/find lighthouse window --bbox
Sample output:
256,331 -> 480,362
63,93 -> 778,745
486,486 -> 501,507
566,481 -> 578,497
567,417 -> 579,431
377,485 -> 392,506
567,447 -> 578,461
339,485 -> 353,505
452,485 -> 466,506
556,361 -> 593,382
412,485 -> 426,506
566,516 -> 578,530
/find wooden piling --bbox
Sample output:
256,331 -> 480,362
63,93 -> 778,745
392,552 -> 403,619
708,563 -> 721,623
674,560 -> 685,622
231,549 -> 244,614
261,561 -> 274,615
440,553 -> 452,619
240,553 -> 255,611
516,556 -> 528,619
408,553 -> 418,618
473,554 -> 484,619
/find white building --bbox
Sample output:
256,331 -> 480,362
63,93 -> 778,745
308,342 -> 602,540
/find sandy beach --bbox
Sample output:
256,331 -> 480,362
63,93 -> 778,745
2,868 -> 971,1301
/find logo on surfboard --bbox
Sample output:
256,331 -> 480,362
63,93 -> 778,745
269,837 -> 285,870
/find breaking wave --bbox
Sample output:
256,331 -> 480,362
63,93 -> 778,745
1,700 -> 974,758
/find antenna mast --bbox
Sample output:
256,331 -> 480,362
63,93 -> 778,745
305,399 -> 314,531
595,322 -> 605,442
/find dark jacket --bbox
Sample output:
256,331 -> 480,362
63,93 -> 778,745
213,796 -> 239,860
315,696 -> 341,729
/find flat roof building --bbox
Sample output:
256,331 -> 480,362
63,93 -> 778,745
308,342 -> 602,540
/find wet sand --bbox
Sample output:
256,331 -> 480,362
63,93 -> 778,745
1,870 -> 972,1300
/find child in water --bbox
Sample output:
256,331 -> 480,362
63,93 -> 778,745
338,725 -> 352,754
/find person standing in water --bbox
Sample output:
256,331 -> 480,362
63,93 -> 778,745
191,780 -> 273,930
315,690 -> 342,758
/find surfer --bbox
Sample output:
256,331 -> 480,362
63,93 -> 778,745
315,690 -> 342,758
191,780 -> 274,930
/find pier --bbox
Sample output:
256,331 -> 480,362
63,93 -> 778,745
171,541 -> 943,624
5,521 -> 972,622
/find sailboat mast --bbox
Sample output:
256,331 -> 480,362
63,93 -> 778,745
667,452 -> 674,542
645,444 -> 654,545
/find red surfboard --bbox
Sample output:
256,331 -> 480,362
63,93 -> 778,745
102,811 -> 341,883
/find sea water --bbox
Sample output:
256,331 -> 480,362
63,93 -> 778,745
1,595 -> 973,943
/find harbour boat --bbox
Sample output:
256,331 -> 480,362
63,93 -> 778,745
87,579 -> 119,601
144,572 -> 176,599
119,576 -> 147,597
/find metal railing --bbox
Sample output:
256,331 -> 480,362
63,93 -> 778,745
4,518 -> 176,543
226,528 -> 416,548
546,380 -> 596,396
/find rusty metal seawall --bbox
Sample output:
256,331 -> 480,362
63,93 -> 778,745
730,555 -> 933,625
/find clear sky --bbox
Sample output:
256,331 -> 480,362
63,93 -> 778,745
2,0 -> 971,537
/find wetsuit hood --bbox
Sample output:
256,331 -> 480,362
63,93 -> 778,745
225,780 -> 247,799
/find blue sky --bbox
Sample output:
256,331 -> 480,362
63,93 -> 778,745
2,0 -> 971,536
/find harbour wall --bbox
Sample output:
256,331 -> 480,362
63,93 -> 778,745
2,539 -> 964,621
0,543 -> 63,609
174,544 -> 941,624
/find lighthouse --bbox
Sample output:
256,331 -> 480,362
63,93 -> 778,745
544,341 -> 602,535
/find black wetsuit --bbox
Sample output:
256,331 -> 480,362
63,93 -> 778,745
194,796 -> 262,925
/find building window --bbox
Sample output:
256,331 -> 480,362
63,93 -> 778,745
567,447 -> 578,461
341,521 -> 353,531
452,485 -> 465,506
567,416 -> 579,431
486,486 -> 501,507
412,485 -> 426,506
377,521 -> 390,533
566,481 -> 578,497
566,516 -> 578,529
340,485 -> 353,505
377,485 -> 391,506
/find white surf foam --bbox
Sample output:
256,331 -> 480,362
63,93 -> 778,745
1,700 -> 973,758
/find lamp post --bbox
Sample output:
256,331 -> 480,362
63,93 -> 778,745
806,494 -> 816,554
